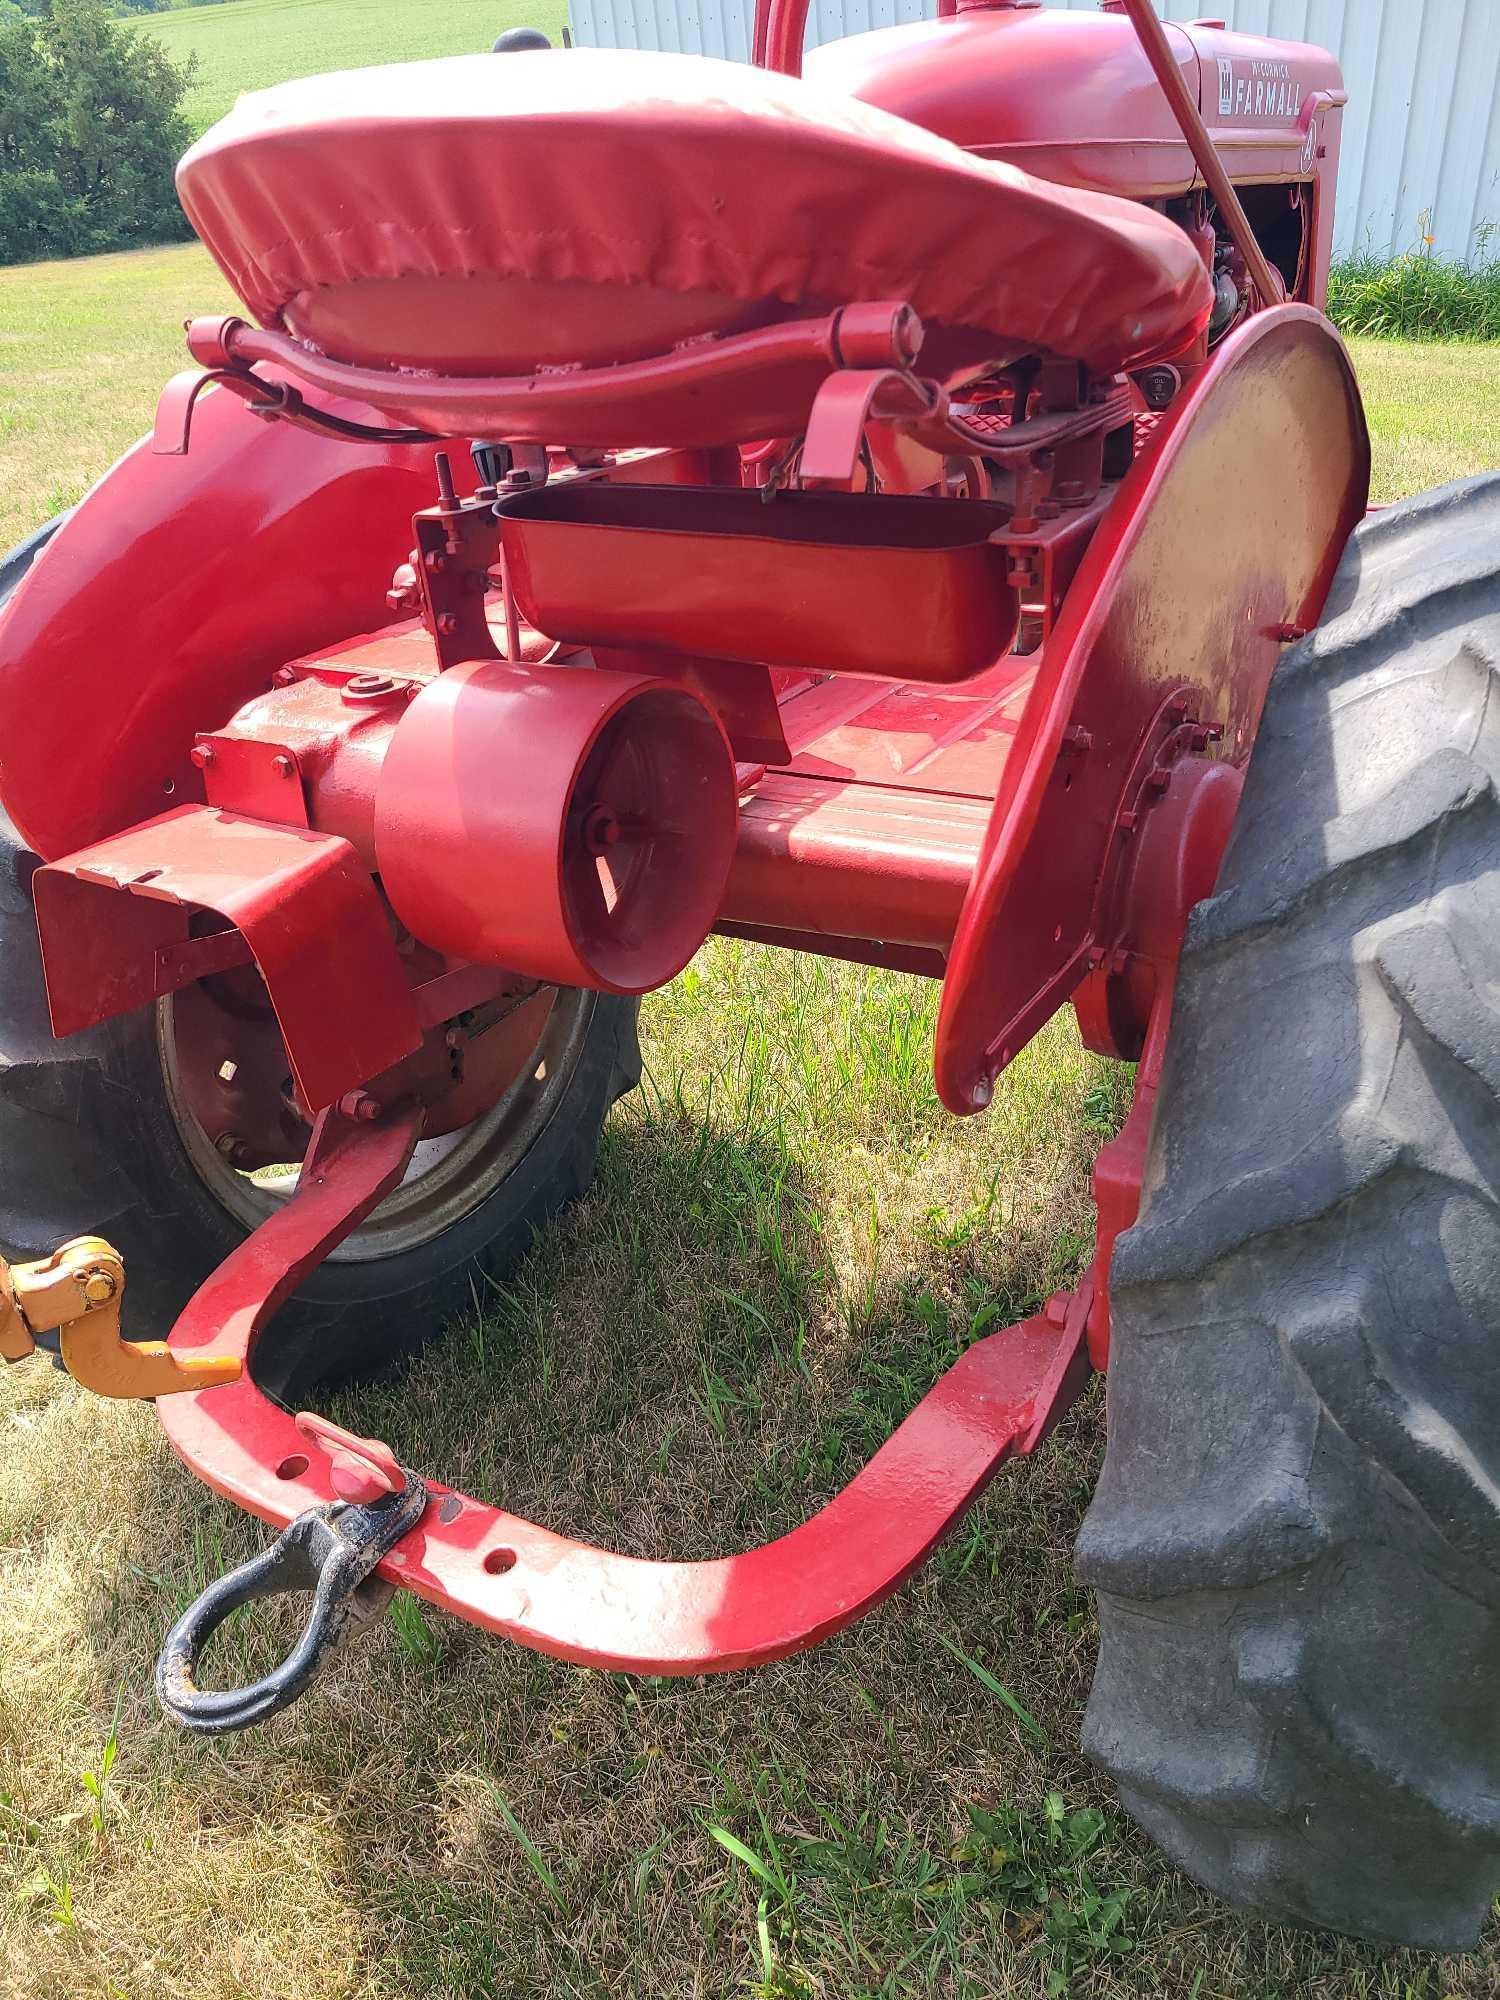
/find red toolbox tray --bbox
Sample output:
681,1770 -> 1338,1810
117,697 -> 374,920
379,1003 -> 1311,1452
497,483 -> 1020,683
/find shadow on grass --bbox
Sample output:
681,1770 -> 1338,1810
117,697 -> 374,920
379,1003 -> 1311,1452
36,1019 -> 1475,1998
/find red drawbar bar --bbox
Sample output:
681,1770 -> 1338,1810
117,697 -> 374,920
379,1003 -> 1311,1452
155,1107 -> 1092,1674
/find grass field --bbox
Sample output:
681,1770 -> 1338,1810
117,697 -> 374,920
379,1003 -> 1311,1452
2,232 -> 1500,1996
133,0 -> 573,135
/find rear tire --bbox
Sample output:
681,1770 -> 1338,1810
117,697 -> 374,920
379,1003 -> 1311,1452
1078,473 -> 1500,1950
0,522 -> 640,1403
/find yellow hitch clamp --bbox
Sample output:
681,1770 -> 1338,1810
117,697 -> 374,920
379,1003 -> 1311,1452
0,1237 -> 240,1399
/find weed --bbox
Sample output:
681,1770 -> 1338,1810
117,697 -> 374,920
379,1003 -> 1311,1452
936,1632 -> 1049,1747
388,1592 -> 444,1668
482,1781 -> 570,1916
957,1792 -> 1138,1994
78,1684 -> 124,1838
1330,225 -> 1500,342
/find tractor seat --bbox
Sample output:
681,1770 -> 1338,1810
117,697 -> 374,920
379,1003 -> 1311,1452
177,48 -> 1211,385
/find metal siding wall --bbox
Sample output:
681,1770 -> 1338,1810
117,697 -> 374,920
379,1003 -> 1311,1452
566,0 -> 1500,259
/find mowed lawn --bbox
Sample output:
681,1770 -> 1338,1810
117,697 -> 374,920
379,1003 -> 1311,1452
136,0 -> 572,135
2,233 -> 1500,2000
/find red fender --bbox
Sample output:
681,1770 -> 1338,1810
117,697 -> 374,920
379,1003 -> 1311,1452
935,305 -> 1370,1115
0,386 -> 442,860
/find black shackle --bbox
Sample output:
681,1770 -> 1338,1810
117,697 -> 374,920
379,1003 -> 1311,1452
155,1474 -> 427,1735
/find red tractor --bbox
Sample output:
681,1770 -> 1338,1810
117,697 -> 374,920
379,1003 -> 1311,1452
2,0 -> 1495,1952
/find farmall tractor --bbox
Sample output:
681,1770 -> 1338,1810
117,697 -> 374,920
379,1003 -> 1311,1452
2,0 -> 1497,1953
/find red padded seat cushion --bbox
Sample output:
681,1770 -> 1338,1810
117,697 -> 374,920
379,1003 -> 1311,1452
177,48 -> 1210,380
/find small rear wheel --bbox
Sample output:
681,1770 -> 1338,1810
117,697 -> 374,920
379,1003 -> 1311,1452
0,523 -> 639,1402
1078,473 -> 1500,1949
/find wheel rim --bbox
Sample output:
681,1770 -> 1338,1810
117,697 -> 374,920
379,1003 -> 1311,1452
157,986 -> 596,1261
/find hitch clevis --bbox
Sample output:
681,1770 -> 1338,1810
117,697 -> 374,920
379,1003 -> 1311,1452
0,1236 -> 241,1399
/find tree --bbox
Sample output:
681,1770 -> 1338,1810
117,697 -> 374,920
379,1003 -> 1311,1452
0,0 -> 195,264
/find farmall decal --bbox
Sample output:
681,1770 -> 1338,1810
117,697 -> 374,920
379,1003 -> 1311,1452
1217,55 -> 1305,122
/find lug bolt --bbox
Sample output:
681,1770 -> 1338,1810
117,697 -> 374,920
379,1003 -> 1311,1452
1147,768 -> 1171,794
215,1131 -> 251,1166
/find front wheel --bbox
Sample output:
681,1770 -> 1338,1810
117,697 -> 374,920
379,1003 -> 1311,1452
1078,473 -> 1500,1949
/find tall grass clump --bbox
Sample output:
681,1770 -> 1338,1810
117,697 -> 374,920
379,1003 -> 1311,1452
1329,226 -> 1500,342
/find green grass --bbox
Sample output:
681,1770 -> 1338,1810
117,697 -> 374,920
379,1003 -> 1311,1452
1330,242 -> 1500,343
11,954 -> 1498,2000
2,230 -> 1500,1995
0,244 -> 237,552
130,0 -> 572,135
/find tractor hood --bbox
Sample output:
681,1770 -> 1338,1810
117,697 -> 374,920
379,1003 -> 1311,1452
806,7 -> 1344,202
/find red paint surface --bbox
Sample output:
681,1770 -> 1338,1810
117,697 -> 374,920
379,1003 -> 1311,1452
935,306 -> 1368,1112
0,385 -> 441,862
157,1118 -> 1091,1672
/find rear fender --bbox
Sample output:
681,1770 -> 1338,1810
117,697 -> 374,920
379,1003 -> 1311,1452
935,305 -> 1370,1113
0,385 -> 443,860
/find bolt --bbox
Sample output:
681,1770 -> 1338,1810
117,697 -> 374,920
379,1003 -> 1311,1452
435,612 -> 459,638
1270,622 -> 1309,644
272,666 -> 297,687
423,549 -> 447,573
1110,948 -> 1132,978
217,1059 -> 238,1084
1085,946 -> 1106,971
1117,810 -> 1139,835
1190,724 -> 1222,752
444,1026 -> 464,1050
582,804 -> 622,853
1168,694 -> 1189,720
1147,767 -> 1171,794
338,1091 -> 380,1123
215,1131 -> 251,1166
82,1270 -> 117,1305
1062,725 -> 1093,753
971,1077 -> 992,1110
272,754 -> 294,779
190,742 -> 215,769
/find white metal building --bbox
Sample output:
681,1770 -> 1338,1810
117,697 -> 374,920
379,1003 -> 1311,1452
565,0 -> 1500,263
